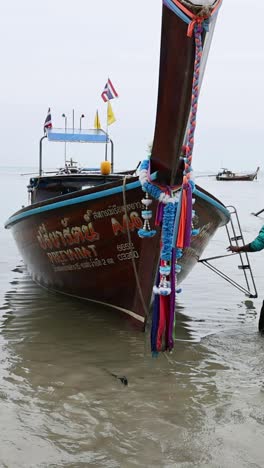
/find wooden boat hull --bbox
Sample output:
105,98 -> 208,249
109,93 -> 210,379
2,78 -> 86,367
5,2 -> 228,330
216,175 -> 257,181
5,178 -> 229,328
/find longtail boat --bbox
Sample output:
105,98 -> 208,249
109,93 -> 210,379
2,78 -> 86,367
216,167 -> 260,181
5,0 -> 230,352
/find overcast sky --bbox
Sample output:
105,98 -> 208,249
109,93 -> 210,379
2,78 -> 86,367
0,0 -> 263,171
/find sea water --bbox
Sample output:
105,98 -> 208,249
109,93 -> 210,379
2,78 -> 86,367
0,167 -> 264,467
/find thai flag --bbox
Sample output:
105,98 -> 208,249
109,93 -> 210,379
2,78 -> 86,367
101,79 -> 118,102
44,108 -> 52,131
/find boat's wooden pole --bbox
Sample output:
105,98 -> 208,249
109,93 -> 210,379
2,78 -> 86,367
151,6 -> 196,183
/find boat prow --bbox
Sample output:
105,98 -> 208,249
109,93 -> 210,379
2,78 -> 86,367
151,0 -> 222,185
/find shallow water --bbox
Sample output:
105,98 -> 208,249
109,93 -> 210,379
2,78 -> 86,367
1,168 -> 264,467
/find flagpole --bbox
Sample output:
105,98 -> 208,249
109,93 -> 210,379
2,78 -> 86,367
62,113 -> 67,165
105,79 -> 109,162
79,113 -> 85,131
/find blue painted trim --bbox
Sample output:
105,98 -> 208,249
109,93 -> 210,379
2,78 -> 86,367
193,188 -> 230,220
163,0 -> 191,25
47,128 -> 108,143
5,174 -> 229,228
48,132 -> 107,143
5,173 -> 158,228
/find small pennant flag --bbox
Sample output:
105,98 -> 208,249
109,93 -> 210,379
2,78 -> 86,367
101,78 -> 118,102
44,108 -> 52,132
94,110 -> 101,129
107,101 -> 116,126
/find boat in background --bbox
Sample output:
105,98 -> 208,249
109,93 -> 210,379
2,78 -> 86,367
216,167 -> 260,181
5,1 -> 229,351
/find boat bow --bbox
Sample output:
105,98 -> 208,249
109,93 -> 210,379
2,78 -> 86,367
151,0 -> 222,185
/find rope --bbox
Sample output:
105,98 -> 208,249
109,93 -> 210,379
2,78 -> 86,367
171,0 -> 222,18
163,0 -> 222,37
122,176 -> 150,329
183,22 -> 203,184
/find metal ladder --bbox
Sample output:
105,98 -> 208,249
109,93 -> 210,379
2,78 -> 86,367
199,206 -> 258,298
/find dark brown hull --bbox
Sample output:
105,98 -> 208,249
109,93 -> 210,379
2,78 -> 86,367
216,174 -> 257,181
5,178 -> 229,327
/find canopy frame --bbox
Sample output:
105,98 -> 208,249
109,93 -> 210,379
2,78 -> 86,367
39,128 -> 114,176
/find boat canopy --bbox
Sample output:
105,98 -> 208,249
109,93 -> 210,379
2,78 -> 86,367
47,128 -> 108,143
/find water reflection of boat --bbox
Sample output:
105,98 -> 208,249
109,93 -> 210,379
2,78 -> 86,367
2,272 -> 194,343
5,1 -> 229,336
216,167 -> 260,181
2,274 -> 263,468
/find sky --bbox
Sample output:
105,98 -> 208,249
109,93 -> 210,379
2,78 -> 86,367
0,0 -> 263,172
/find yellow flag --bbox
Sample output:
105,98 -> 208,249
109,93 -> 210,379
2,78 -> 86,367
94,110 -> 101,129
107,101 -> 116,126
